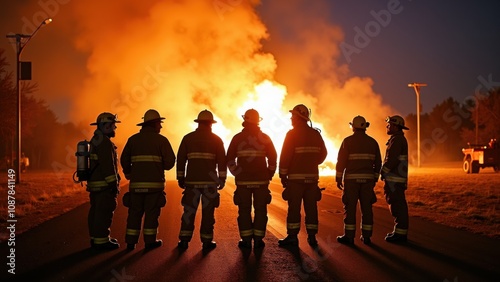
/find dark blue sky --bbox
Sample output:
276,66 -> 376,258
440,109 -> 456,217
324,0 -> 500,115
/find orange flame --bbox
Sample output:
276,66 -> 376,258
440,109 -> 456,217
210,79 -> 339,175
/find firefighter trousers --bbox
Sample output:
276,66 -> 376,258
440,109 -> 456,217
384,181 -> 409,235
285,182 -> 318,236
233,185 -> 272,241
88,189 -> 118,242
124,191 -> 166,244
179,187 -> 219,243
342,180 -> 376,238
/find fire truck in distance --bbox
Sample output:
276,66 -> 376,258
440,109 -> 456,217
462,139 -> 500,173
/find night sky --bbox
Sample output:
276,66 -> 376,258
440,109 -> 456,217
323,0 -> 500,114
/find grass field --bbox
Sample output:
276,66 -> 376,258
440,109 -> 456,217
0,170 -> 88,241
0,162 -> 499,242
319,162 -> 500,239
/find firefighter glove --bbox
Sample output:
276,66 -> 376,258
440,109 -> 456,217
157,191 -> 167,208
316,187 -> 325,201
122,192 -> 131,207
267,169 -> 275,180
214,192 -> 221,207
280,174 -> 288,188
177,177 -> 185,189
233,190 -> 241,205
282,187 -> 290,201
336,182 -> 343,191
218,178 -> 225,190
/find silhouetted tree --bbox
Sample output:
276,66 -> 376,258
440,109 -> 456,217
405,97 -> 475,164
0,49 -> 16,166
461,88 -> 500,145
0,49 -> 84,169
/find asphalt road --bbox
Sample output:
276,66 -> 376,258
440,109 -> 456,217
1,180 -> 499,281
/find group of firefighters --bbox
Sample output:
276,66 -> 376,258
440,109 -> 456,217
86,104 -> 410,251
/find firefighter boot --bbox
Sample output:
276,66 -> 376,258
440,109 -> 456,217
177,240 -> 189,250
145,240 -> 162,250
202,241 -> 217,250
93,240 -> 120,251
90,238 -> 118,248
238,239 -> 252,249
385,233 -> 407,243
307,235 -> 318,247
254,239 -> 266,249
360,236 -> 371,245
278,235 -> 299,247
336,235 -> 354,245
127,243 -> 136,250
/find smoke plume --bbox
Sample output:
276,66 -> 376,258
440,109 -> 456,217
5,0 -> 396,173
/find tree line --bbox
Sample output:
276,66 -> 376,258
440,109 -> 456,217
0,49 -> 85,170
404,88 -> 500,164
0,49 -> 499,169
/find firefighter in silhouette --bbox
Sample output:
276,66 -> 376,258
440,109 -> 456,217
87,112 -> 121,250
278,104 -> 327,247
381,115 -> 409,243
177,110 -> 227,250
227,109 -> 277,249
121,109 -> 176,250
336,116 -> 381,245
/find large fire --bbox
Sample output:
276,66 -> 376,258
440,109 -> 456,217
9,0 -> 395,175
210,79 -> 339,175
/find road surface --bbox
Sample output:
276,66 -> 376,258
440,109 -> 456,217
1,181 -> 499,281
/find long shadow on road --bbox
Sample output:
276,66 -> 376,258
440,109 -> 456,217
279,244 -> 341,281
14,248 -> 98,281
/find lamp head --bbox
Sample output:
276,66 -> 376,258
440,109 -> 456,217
43,18 -> 52,25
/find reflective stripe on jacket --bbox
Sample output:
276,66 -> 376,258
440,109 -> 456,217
176,126 -> 227,187
121,127 -> 176,192
227,124 -> 277,185
336,131 -> 382,182
279,123 -> 327,182
87,130 -> 119,191
381,131 -> 408,184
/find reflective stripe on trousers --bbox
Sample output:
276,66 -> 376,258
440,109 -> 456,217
285,182 -> 318,235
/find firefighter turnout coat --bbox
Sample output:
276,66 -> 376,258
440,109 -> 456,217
227,123 -> 277,241
381,130 -> 409,236
120,126 -> 176,244
87,129 -> 120,245
336,130 -> 381,239
177,126 -> 227,243
279,122 -> 327,236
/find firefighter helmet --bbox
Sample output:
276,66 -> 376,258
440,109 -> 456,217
386,115 -> 409,130
194,110 -> 217,123
350,115 -> 370,129
242,109 -> 262,124
137,109 -> 165,126
289,104 -> 310,121
90,112 -> 120,125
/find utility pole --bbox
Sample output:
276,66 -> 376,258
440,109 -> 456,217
6,18 -> 52,183
408,83 -> 427,168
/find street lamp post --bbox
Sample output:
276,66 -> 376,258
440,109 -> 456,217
408,83 -> 427,168
6,18 -> 52,183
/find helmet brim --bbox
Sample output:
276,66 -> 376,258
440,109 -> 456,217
136,117 -> 165,126
90,120 -> 121,126
194,119 -> 217,123
289,110 -> 310,121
